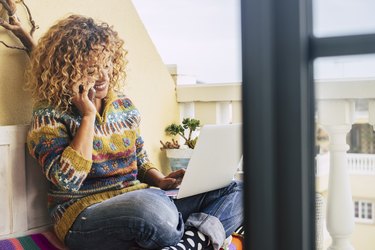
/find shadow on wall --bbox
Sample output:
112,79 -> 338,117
0,1 -> 33,125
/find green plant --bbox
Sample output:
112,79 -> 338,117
160,118 -> 201,150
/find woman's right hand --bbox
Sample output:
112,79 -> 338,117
72,80 -> 97,117
69,79 -> 97,159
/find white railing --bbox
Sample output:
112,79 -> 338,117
176,83 -> 242,125
316,153 -> 375,176
347,154 -> 375,175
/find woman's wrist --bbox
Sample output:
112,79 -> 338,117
70,114 -> 95,159
82,113 -> 96,122
145,168 -> 164,187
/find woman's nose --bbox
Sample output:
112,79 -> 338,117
97,68 -> 107,79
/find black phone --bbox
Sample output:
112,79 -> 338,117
79,84 -> 84,94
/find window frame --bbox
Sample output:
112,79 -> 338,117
354,199 -> 374,224
241,0 -> 375,249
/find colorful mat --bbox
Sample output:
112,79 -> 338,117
0,231 -> 243,250
0,232 -> 64,250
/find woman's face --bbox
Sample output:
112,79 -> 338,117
85,50 -> 114,100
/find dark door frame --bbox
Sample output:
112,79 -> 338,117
241,1 -> 375,249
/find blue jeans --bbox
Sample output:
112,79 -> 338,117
64,180 -> 243,250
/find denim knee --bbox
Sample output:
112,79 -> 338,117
152,210 -> 184,247
131,189 -> 184,248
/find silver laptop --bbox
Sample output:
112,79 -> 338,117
165,123 -> 242,199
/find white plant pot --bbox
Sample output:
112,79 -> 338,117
166,148 -> 194,171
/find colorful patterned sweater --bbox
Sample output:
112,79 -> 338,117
27,91 -> 156,242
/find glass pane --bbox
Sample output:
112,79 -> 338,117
362,203 -> 366,218
315,54 -> 375,249
313,0 -> 375,37
368,203 -> 373,219
354,201 -> 359,218
314,54 -> 375,80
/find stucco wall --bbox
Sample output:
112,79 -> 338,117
0,0 -> 179,172
351,175 -> 375,198
351,223 -> 375,250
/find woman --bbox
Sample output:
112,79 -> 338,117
26,15 -> 243,250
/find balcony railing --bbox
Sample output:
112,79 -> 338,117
176,82 -> 242,125
317,153 -> 375,176
347,154 -> 375,175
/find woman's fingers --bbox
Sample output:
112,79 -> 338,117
75,84 -> 89,98
167,169 -> 185,179
72,84 -> 91,106
87,79 -> 96,101
161,177 -> 184,190
88,88 -> 96,102
159,178 -> 177,190
73,79 -> 95,97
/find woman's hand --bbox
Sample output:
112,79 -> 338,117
144,168 -> 185,190
72,79 -> 97,117
157,169 -> 185,190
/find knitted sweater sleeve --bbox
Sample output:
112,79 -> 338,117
27,114 -> 92,192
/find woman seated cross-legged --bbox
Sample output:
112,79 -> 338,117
26,14 -> 243,250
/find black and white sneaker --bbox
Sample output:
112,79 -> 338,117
161,228 -> 212,250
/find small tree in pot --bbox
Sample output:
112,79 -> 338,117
160,118 -> 201,171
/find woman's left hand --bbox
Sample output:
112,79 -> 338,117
157,169 -> 185,190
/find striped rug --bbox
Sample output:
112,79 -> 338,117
0,231 -> 243,250
0,232 -> 63,250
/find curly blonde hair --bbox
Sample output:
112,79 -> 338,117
26,15 -> 127,112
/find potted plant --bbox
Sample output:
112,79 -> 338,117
160,118 -> 201,171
